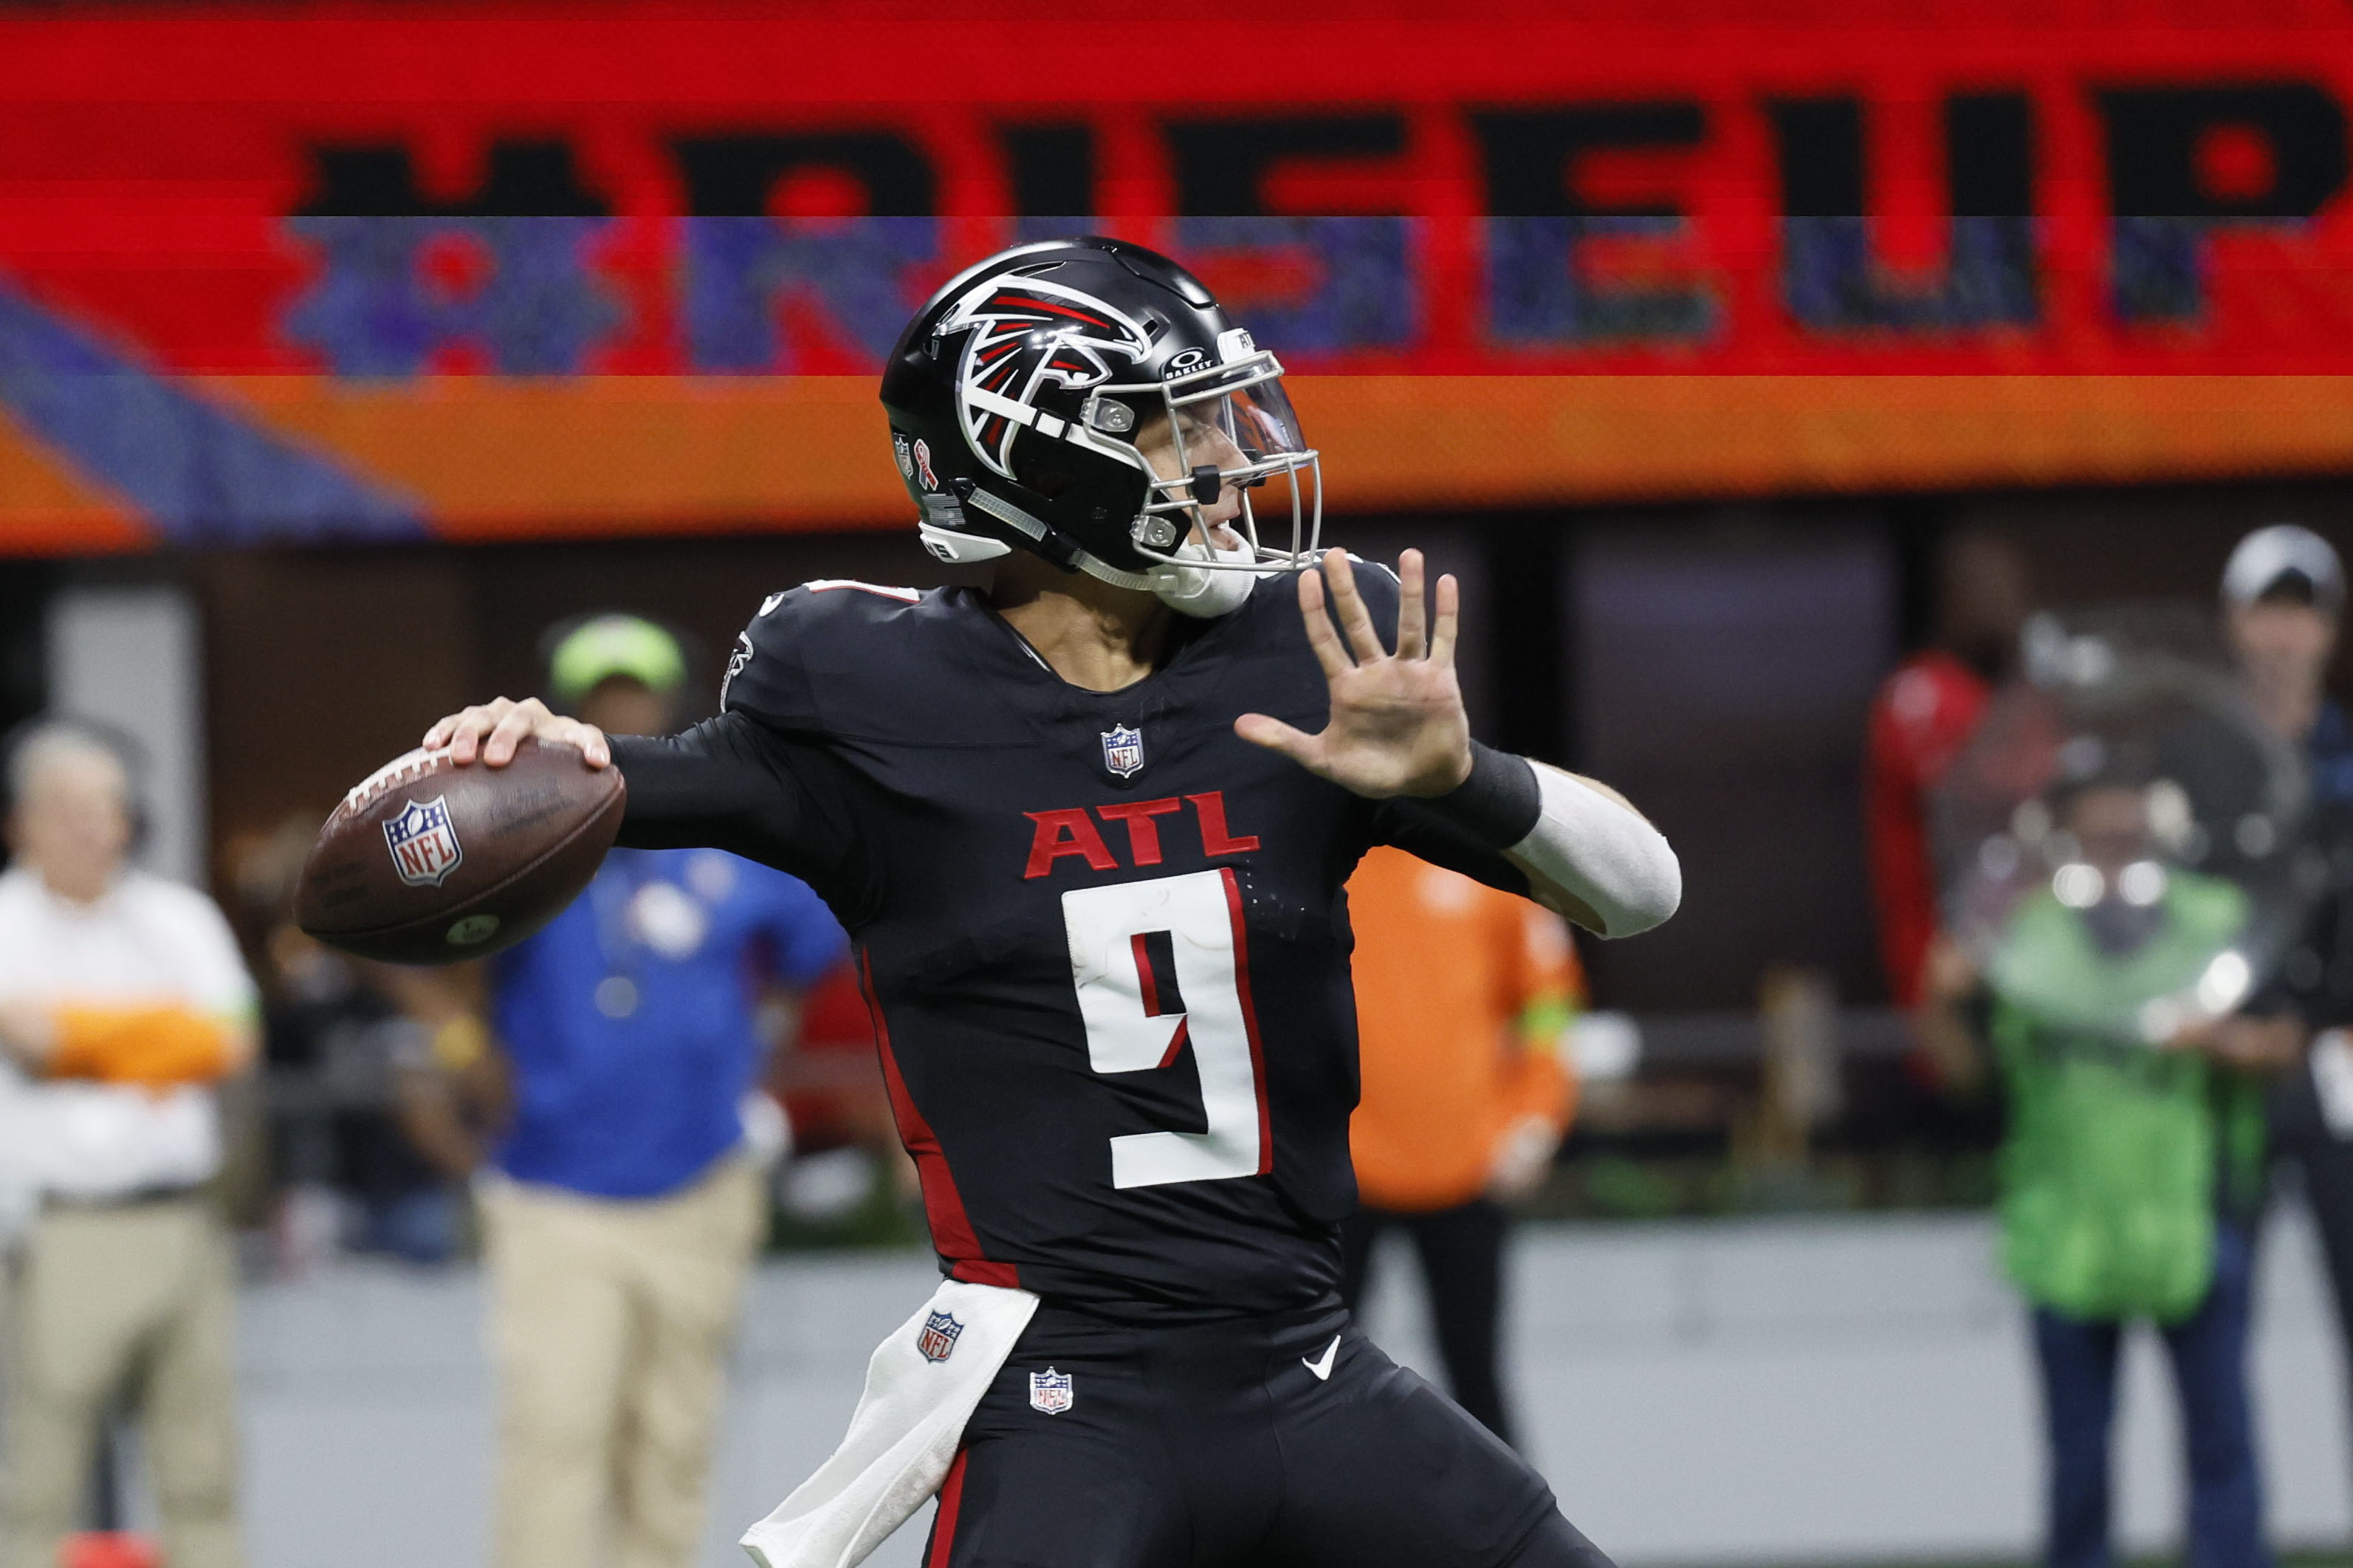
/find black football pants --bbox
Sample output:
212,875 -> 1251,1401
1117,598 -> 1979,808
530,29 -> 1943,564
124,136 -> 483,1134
1338,1198 -> 1514,1448
921,1301 -> 1612,1568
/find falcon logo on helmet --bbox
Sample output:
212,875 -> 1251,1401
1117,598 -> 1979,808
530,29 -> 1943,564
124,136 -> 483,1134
935,277 -> 1156,481
879,237 -> 1322,619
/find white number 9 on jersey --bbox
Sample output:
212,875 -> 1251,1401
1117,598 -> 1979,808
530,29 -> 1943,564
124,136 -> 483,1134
1060,869 -> 1272,1189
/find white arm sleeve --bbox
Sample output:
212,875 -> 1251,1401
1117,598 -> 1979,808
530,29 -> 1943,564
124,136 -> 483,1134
1509,763 -> 1682,939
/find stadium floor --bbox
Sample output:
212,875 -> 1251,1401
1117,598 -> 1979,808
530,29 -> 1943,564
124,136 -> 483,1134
137,1206 -> 2353,1567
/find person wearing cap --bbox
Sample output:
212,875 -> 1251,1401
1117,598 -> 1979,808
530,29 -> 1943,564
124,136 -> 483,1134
2218,523 -> 2353,1513
396,616 -> 848,1568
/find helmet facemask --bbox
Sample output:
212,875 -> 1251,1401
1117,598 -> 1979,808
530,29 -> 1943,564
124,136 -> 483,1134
1116,331 -> 1322,582
888,242 -> 1322,614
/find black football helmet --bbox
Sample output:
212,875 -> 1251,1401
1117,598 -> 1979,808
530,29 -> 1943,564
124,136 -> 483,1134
879,237 -> 1319,611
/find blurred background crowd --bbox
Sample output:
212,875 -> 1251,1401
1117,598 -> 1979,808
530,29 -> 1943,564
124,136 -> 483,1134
9,1 -> 2353,1564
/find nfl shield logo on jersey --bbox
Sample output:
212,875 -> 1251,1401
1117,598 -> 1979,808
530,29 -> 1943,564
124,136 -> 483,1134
917,1310 -> 963,1364
1101,725 -> 1144,780
382,797 -> 464,888
1028,1366 -> 1074,1415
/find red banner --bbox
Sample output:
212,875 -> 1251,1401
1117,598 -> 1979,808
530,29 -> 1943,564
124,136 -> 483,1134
6,0 -> 2353,549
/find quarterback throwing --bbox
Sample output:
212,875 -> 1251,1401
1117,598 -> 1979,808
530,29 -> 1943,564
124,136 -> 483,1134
425,238 -> 1679,1568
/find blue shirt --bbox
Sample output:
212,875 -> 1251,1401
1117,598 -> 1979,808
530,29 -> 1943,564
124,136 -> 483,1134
490,847 -> 847,1199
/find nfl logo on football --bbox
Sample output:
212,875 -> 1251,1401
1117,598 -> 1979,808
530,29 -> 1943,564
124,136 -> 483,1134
1101,725 -> 1144,780
382,797 -> 464,888
917,1310 -> 963,1364
1028,1367 -> 1074,1415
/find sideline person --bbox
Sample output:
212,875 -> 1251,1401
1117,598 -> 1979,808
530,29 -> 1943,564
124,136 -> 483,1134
1340,843 -> 1580,1448
2213,523 -> 2353,1517
1924,772 -> 2294,1568
398,615 -> 846,1568
0,721 -> 258,1568
1866,529 -> 2032,1022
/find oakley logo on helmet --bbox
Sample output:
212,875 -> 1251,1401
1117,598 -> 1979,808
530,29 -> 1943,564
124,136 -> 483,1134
935,275 -> 1155,479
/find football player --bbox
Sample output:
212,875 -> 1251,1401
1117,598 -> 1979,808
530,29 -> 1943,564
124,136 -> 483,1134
424,238 -> 1680,1568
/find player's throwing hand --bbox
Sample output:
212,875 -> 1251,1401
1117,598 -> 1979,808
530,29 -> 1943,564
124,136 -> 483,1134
1235,547 -> 1473,799
423,696 -> 611,769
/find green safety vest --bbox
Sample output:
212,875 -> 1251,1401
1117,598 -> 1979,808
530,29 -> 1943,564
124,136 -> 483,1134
1987,874 -> 2267,1324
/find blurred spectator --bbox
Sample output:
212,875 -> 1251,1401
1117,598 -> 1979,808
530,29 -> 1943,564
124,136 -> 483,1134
1924,776 -> 2295,1568
761,960 -> 918,1226
0,720 -> 258,1568
221,814 -> 465,1267
1868,530 -> 2031,1025
399,615 -> 846,1568
1340,845 -> 1581,1448
2216,524 -> 2353,1513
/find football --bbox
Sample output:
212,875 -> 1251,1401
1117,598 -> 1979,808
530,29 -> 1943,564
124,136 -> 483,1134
293,739 -> 626,965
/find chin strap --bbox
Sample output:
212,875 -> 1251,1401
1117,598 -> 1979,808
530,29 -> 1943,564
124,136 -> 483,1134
1073,554 -> 1160,594
958,487 -> 1155,591
949,488 -> 1251,610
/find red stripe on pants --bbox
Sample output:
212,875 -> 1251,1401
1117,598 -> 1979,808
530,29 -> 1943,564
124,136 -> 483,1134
927,1448 -> 972,1568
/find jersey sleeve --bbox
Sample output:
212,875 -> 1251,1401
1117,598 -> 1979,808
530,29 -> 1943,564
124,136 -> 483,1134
717,588 -> 822,729
718,580 -> 926,731
610,712 -> 872,921
622,584 -> 931,923
1367,800 -> 1536,896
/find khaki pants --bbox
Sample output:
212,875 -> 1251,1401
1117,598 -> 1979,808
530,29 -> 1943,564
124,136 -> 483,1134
481,1155 -> 765,1568
0,1197 -> 241,1568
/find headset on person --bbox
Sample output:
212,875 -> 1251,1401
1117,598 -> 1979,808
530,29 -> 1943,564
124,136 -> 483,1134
0,714 -> 154,864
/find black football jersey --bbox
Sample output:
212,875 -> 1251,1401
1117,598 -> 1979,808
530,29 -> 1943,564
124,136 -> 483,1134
610,564 -> 1531,1322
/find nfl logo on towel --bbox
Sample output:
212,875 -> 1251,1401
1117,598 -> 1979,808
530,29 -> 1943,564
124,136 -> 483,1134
1028,1367 -> 1074,1415
1101,725 -> 1144,780
382,797 -> 464,888
917,1310 -> 963,1364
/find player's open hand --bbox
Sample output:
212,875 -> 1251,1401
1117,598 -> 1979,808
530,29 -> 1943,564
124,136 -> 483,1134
1235,549 -> 1472,799
422,697 -> 611,769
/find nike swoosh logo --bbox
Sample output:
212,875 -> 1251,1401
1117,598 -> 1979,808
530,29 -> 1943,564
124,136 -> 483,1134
1303,1333 -> 1341,1381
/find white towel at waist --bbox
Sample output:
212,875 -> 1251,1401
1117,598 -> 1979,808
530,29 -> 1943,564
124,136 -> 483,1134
741,1276 -> 1039,1568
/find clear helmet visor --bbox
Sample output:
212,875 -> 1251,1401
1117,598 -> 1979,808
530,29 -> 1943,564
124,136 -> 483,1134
1115,349 -> 1321,573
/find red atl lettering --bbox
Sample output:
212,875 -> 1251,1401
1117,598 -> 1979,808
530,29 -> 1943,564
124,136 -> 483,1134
1095,797 -> 1183,865
1023,808 -> 1117,879
1187,791 -> 1261,856
1021,792 -> 1262,878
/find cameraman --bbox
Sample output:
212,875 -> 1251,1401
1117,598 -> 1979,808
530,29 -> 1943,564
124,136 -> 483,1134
2219,525 -> 2353,1514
